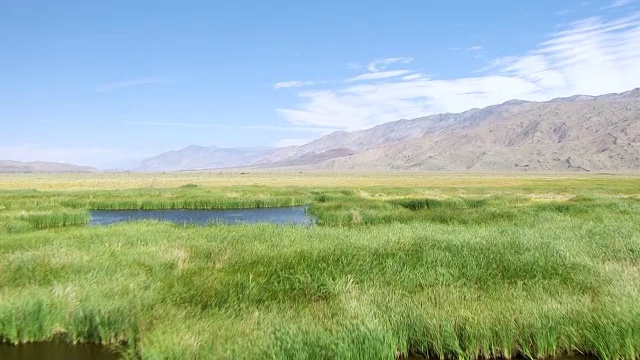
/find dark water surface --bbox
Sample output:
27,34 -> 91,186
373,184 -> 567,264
405,354 -> 597,360
90,206 -> 315,226
0,342 -> 121,360
0,342 -> 599,360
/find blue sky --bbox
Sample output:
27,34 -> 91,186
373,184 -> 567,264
2,0 -> 639,167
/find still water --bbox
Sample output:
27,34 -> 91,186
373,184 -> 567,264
0,342 -> 121,360
0,343 -> 598,360
89,206 -> 315,226
405,354 -> 597,360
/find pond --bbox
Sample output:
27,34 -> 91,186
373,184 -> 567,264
0,343 -> 598,360
0,342 -> 121,360
89,206 -> 315,226
404,353 -> 596,360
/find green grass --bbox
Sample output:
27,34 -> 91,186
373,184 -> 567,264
1,207 -> 90,233
1,176 -> 640,359
0,186 -> 311,210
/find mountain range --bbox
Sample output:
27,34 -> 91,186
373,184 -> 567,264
4,88 -> 639,173
0,160 -> 98,173
291,88 -> 640,172
246,88 -> 639,172
136,145 -> 272,172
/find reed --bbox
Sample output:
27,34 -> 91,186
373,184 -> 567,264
0,187 -> 310,210
0,174 -> 639,359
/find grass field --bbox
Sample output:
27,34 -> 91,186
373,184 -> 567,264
1,172 -> 639,359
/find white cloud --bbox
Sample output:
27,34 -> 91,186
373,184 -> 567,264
346,70 -> 413,82
607,0 -> 635,8
402,74 -> 424,80
555,9 -> 573,16
367,57 -> 413,72
450,46 -> 484,51
277,58 -> 417,88
273,80 -> 322,89
95,78 -> 165,92
126,121 -> 337,132
277,13 -> 640,131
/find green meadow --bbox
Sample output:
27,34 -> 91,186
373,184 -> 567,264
1,173 -> 639,359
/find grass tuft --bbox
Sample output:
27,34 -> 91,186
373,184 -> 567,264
0,174 -> 639,359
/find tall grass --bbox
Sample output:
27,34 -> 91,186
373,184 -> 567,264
1,177 -> 640,359
2,216 -> 640,358
0,186 -> 311,210
1,207 -> 89,232
0,186 -> 311,231
19,209 -> 90,229
307,193 -> 632,226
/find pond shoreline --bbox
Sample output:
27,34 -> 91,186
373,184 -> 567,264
0,341 -> 601,360
89,206 -> 316,226
0,341 -> 124,360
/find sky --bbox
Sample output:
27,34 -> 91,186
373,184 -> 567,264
2,0 -> 640,167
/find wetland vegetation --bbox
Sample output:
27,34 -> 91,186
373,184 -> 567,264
1,173 -> 639,359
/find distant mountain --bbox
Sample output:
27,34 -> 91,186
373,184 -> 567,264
0,160 -> 98,173
132,88 -> 640,173
256,148 -> 357,167
137,145 -> 272,172
311,88 -> 640,172
252,101 -> 522,167
99,157 -> 145,171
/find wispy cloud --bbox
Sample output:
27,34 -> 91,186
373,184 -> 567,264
126,121 -> 337,132
277,13 -> 640,131
402,74 -> 424,80
367,57 -> 413,72
450,46 -> 484,51
555,9 -> 573,16
346,70 -> 413,82
95,78 -> 165,92
273,80 -> 324,89
275,58 -> 414,90
606,0 -> 635,8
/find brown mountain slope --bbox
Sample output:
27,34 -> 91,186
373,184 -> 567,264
314,89 -> 640,172
254,104 -> 513,165
0,160 -> 98,173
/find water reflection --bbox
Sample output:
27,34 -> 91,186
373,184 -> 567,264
404,353 -> 597,360
90,206 -> 315,226
0,342 -> 121,360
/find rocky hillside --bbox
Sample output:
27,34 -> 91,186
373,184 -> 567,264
314,89 -> 640,171
254,107 -> 498,167
131,88 -> 640,173
259,88 -> 640,172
